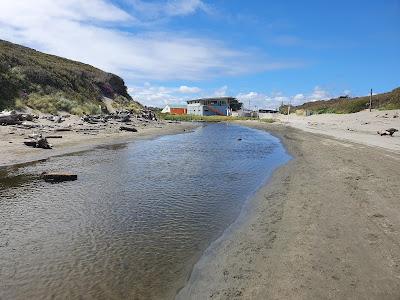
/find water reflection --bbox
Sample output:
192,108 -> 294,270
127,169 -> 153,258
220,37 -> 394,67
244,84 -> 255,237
0,123 -> 290,299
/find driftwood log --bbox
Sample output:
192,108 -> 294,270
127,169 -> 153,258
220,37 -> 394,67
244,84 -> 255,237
0,114 -> 22,125
41,172 -> 77,183
120,126 -> 137,132
0,112 -> 36,125
46,135 -> 63,139
377,128 -> 398,136
24,137 -> 52,149
54,128 -> 72,132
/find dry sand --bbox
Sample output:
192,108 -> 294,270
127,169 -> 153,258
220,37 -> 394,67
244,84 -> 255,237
0,116 -> 197,167
275,109 -> 400,152
177,120 -> 400,300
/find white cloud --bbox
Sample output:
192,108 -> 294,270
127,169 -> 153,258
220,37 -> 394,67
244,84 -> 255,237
0,0 -> 132,24
165,0 -> 208,16
127,84 -> 335,109
128,83 -> 201,107
0,0 -> 296,81
236,91 -> 286,110
178,85 -> 201,93
293,93 -> 305,102
236,86 -> 334,110
126,0 -> 208,20
343,89 -> 351,96
309,86 -> 330,101
213,85 -> 228,97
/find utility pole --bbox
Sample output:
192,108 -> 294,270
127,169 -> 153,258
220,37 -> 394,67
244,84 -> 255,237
369,89 -> 373,112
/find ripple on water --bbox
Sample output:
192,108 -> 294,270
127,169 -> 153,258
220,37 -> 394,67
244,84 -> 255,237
0,123 -> 290,299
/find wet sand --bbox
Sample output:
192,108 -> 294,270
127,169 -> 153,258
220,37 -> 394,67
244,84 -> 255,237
178,122 -> 400,299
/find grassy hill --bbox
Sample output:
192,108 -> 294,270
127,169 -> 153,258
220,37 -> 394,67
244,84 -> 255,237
0,40 -> 142,114
280,87 -> 400,115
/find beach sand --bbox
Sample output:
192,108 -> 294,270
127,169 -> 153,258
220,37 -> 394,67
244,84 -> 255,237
177,120 -> 400,299
0,116 -> 197,167
275,109 -> 400,152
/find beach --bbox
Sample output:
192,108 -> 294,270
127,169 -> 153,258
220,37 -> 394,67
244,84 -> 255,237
275,109 -> 400,152
0,116 -> 197,167
178,117 -> 400,299
2,111 -> 400,299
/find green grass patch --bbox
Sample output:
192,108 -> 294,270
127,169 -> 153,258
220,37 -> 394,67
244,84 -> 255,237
160,114 -> 259,122
17,92 -> 101,115
259,118 -> 275,123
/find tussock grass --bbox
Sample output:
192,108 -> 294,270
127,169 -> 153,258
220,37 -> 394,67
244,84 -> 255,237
16,93 -> 102,115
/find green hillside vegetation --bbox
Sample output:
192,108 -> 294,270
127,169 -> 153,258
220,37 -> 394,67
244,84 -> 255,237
0,40 -> 141,114
279,87 -> 400,114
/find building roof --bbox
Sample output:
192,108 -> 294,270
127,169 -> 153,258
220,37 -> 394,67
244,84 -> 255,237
165,103 -> 187,108
259,109 -> 278,113
187,96 -> 235,104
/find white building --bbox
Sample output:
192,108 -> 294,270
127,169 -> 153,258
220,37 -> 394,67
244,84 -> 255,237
187,97 -> 234,116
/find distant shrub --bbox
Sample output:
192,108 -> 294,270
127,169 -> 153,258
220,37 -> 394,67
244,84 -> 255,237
379,102 -> 400,110
14,98 -> 25,110
70,103 -> 101,115
161,114 -> 258,122
259,118 -> 275,123
25,94 -> 58,114
283,87 -> 400,115
56,97 -> 75,112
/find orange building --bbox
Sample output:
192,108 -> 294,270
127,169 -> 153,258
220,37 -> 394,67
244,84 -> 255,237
161,104 -> 187,115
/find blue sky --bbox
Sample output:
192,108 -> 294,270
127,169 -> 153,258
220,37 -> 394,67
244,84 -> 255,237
0,0 -> 399,108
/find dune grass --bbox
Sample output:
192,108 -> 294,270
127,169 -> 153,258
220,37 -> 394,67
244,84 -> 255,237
0,39 -> 141,113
